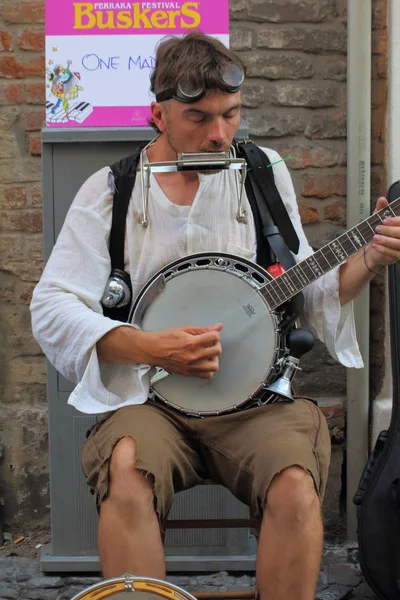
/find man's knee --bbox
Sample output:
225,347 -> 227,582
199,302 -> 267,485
265,466 -> 320,520
107,436 -> 154,510
109,436 -> 138,475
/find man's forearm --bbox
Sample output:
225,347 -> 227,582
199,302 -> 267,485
97,326 -> 151,364
96,323 -> 223,379
339,246 -> 378,306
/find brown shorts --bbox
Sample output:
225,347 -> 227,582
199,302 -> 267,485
81,398 -> 331,524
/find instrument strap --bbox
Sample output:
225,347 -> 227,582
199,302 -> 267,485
237,141 -> 299,266
103,147 -> 143,321
109,146 -> 144,272
237,141 -> 304,317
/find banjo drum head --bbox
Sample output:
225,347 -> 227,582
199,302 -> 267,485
136,258 -> 278,415
70,575 -> 198,600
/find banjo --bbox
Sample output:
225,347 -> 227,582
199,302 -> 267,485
128,197 -> 400,417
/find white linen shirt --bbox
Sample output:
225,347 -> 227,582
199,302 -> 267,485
30,147 -> 363,414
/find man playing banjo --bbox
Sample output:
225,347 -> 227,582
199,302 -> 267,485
31,33 -> 400,600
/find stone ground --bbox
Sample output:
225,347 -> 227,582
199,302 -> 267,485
0,542 -> 380,600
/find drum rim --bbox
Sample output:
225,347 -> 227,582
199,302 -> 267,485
70,574 -> 198,600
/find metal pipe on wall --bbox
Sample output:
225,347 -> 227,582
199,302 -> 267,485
346,0 -> 372,541
389,3 -> 400,198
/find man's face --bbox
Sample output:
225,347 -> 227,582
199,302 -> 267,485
152,90 -> 242,155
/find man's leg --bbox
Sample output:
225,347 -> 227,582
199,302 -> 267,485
98,437 -> 166,579
256,466 -> 323,600
81,403 -> 206,579
194,399 -> 331,600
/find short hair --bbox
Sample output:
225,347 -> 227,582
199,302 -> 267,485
150,31 -> 246,97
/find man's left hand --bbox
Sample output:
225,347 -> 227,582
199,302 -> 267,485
367,196 -> 400,269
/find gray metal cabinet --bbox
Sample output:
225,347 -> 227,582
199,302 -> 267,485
40,126 -> 256,572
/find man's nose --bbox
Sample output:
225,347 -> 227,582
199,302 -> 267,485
206,118 -> 227,145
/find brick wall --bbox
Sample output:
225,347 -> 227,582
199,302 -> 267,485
0,1 -> 48,534
0,0 -> 388,535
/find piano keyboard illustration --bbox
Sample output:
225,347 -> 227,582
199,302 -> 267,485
69,101 -> 94,123
46,100 -> 94,124
46,101 -> 68,123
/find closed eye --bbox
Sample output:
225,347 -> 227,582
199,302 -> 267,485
183,103 -> 242,123
223,107 -> 240,119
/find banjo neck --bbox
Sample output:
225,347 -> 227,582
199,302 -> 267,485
260,197 -> 400,310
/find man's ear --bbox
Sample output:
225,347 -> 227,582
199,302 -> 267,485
150,102 -> 167,133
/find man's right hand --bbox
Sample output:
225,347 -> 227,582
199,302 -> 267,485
139,324 -> 223,379
97,323 -> 223,380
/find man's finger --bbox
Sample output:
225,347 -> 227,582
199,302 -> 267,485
184,323 -> 223,336
374,196 -> 389,213
191,356 -> 219,372
191,331 -> 223,349
193,342 -> 223,361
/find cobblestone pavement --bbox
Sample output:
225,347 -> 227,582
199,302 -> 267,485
0,544 -> 379,600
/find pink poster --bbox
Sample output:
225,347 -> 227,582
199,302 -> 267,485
45,1 -> 230,127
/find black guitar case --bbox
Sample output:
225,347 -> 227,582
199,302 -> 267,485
354,180 -> 400,600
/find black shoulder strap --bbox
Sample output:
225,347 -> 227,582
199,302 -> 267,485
237,140 -> 303,317
101,146 -> 144,321
108,145 -> 144,271
244,142 -> 299,255
238,141 -> 299,267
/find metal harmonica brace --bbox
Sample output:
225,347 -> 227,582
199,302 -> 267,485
139,149 -> 248,227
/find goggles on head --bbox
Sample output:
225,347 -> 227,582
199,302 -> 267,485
155,62 -> 244,104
